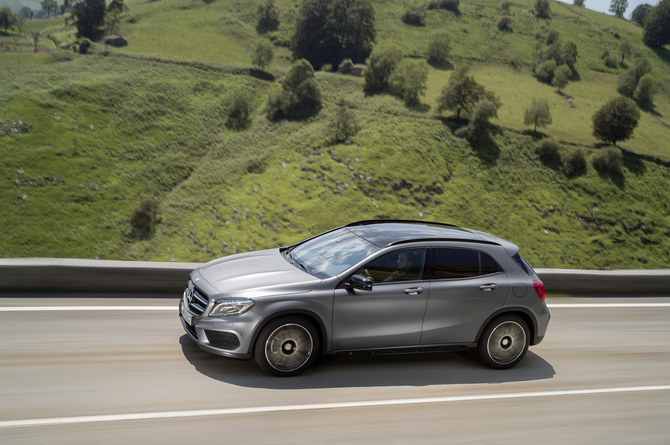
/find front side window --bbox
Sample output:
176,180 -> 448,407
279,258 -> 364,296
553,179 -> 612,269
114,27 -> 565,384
357,249 -> 426,283
289,228 -> 380,279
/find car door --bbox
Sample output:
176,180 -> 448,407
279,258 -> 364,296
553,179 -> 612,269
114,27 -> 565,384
420,247 -> 509,345
332,248 -> 429,351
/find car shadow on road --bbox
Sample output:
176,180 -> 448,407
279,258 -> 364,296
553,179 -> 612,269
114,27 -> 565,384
179,335 -> 555,389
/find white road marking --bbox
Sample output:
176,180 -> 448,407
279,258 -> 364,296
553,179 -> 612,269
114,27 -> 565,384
1,385 -> 669,429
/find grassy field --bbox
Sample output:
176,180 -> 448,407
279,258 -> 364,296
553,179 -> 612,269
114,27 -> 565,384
1,0 -> 669,269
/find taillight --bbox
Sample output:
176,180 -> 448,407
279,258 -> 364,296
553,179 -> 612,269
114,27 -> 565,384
533,280 -> 546,301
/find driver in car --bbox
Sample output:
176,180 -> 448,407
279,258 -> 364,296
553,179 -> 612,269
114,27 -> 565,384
383,251 -> 417,282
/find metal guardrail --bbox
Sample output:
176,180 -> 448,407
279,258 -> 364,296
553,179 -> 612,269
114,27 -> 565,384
1,259 -> 669,295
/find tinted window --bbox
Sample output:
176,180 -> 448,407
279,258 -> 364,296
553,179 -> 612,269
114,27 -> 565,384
511,253 -> 531,275
433,248 -> 479,279
357,249 -> 426,283
481,253 -> 501,275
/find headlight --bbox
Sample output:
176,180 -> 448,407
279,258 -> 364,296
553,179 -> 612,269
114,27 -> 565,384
209,298 -> 255,316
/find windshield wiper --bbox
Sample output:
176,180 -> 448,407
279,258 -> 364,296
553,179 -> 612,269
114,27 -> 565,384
286,250 -> 310,274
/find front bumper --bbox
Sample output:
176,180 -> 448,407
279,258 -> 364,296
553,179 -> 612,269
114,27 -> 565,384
179,298 -> 253,361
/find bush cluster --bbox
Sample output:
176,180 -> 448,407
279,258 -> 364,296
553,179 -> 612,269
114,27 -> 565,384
226,92 -> 251,127
535,139 -> 562,164
532,40 -> 576,81
131,198 -> 160,236
427,0 -> 459,11
617,58 -> 655,103
401,5 -> 426,25
535,140 -> 587,176
563,147 -> 587,176
591,147 -> 623,174
266,59 -> 322,120
497,16 -> 512,30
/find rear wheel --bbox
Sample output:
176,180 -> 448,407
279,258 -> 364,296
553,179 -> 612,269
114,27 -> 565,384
478,314 -> 529,369
254,316 -> 319,377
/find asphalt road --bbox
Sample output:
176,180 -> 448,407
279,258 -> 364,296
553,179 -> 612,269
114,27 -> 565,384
1,295 -> 669,444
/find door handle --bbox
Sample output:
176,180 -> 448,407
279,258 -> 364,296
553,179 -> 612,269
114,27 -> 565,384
404,287 -> 423,295
479,284 -> 497,292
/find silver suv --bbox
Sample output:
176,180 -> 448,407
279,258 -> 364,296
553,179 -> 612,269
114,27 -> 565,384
180,220 -> 550,376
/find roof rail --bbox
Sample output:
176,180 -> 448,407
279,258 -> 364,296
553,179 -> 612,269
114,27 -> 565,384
387,238 -> 501,247
345,219 -> 460,229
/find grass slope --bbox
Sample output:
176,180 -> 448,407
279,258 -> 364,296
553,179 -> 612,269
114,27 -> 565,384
1,0 -> 669,269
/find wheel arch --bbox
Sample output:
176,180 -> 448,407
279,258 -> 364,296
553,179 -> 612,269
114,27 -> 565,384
475,307 -> 539,346
247,309 -> 328,356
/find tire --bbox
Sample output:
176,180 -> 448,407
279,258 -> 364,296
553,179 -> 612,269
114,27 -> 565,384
254,316 -> 320,377
477,314 -> 530,369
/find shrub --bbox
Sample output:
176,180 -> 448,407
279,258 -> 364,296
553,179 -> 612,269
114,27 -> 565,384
226,92 -> 251,126
428,0 -> 459,11
497,16 -> 512,30
455,99 -> 499,140
390,59 -> 429,105
428,31 -> 451,63
78,38 -> 91,54
604,55 -> 618,68
534,60 -> 557,82
600,49 -> 610,59
252,39 -> 274,71
634,74 -> 658,104
257,0 -> 280,30
535,139 -> 562,164
574,0 -> 585,6
364,44 -> 403,92
592,96 -> 641,145
266,59 -> 322,120
329,107 -> 359,142
131,198 -> 160,236
401,5 -> 426,25
535,0 -> 551,18
616,58 -> 652,97
563,147 -> 587,176
546,29 -> 560,44
340,58 -> 354,74
591,147 -> 623,173
500,1 -> 511,14
534,30 -> 544,40
564,41 -> 578,60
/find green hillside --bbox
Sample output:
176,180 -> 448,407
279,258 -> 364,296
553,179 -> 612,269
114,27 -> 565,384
1,0 -> 669,269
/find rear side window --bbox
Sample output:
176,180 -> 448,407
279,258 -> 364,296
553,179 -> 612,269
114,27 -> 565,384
511,253 -> 533,275
357,248 -> 426,283
432,248 -> 502,279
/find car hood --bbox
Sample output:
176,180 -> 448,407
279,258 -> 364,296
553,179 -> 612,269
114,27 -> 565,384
197,249 -> 321,299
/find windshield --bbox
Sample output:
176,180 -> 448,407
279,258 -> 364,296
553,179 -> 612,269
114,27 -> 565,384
287,228 -> 380,279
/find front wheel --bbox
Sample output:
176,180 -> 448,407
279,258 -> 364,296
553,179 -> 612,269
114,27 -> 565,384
254,316 -> 319,377
478,314 -> 530,369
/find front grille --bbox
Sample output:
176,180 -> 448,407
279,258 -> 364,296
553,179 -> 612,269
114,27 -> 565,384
184,320 -> 198,339
185,285 -> 209,315
205,330 -> 240,350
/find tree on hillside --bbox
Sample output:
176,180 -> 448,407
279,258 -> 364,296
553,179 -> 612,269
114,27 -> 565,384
609,0 -> 628,18
534,0 -> 551,18
292,0 -> 376,70
428,31 -> 451,64
30,10 -> 34,20
564,41 -> 578,60
15,13 -> 26,35
455,99 -> 500,141
552,65 -> 571,93
104,8 -> 121,35
31,29 -> 43,52
617,57 -> 652,97
643,0 -> 670,47
630,3 -> 653,25
436,64 -> 498,118
0,7 -> 16,33
592,96 -> 640,145
252,39 -> 274,71
61,0 -> 106,38
107,0 -> 128,15
40,0 -> 57,19
257,0 -> 280,31
20,6 -> 31,18
390,59 -> 428,105
524,97 -> 552,133
266,59 -> 322,120
619,40 -> 632,64
574,0 -> 585,7
363,44 -> 402,92
634,74 -> 658,104
131,198 -> 160,236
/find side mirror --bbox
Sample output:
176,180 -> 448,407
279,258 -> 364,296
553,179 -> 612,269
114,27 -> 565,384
348,274 -> 372,291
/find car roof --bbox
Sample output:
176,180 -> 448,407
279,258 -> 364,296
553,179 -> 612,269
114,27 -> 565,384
343,220 -> 520,256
